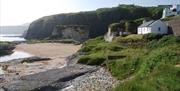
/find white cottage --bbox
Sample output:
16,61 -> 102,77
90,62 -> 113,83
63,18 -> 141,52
162,4 -> 180,18
137,20 -> 168,34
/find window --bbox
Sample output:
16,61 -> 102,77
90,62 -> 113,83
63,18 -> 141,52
158,27 -> 161,31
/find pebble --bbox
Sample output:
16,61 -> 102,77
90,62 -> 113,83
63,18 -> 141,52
65,67 -> 119,91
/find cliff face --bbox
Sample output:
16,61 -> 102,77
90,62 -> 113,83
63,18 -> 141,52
25,5 -> 162,40
25,16 -> 56,39
51,25 -> 89,42
25,14 -> 100,40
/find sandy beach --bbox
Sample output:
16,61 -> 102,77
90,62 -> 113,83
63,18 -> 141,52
6,43 -> 81,76
0,43 -> 118,91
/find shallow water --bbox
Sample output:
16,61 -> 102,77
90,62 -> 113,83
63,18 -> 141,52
0,34 -> 30,62
0,51 -> 33,62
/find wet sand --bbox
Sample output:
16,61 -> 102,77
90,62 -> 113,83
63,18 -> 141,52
6,43 -> 81,76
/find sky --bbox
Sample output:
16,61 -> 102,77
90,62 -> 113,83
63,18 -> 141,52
0,0 -> 179,26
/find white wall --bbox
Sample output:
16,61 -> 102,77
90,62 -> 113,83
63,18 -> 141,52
138,27 -> 151,34
162,5 -> 180,18
138,20 -> 167,34
150,20 -> 168,34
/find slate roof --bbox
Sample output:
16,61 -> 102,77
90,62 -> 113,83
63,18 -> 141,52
138,20 -> 156,28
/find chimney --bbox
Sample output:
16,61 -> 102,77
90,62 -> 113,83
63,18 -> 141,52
143,19 -> 147,23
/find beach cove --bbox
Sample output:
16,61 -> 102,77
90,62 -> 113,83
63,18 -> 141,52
0,43 -> 81,76
0,42 -> 118,91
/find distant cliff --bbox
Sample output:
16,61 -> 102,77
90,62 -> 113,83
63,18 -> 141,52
25,5 -> 163,40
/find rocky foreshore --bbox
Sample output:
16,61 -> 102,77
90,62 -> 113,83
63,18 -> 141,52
68,67 -> 119,91
0,42 -> 16,56
0,52 -> 118,91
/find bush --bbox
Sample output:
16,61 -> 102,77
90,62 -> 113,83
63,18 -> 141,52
109,21 -> 125,32
79,45 -> 96,52
78,53 -> 106,65
143,33 -> 163,41
146,35 -> 180,48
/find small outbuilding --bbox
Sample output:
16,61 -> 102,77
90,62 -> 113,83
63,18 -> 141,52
137,20 -> 168,34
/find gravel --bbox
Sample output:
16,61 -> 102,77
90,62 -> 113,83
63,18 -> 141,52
66,67 -> 119,91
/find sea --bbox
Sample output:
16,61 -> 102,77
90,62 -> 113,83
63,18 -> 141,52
0,34 -> 26,42
0,34 -> 33,62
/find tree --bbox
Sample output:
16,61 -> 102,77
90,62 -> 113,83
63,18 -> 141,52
125,21 -> 138,34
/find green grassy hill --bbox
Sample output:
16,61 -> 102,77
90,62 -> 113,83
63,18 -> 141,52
78,34 -> 180,91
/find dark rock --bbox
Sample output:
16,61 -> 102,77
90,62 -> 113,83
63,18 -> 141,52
0,42 -> 15,56
20,57 -> 51,63
1,57 -> 51,65
1,64 -> 98,91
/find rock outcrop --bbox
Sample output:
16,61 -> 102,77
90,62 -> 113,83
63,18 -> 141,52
24,14 -> 102,40
1,64 -> 98,91
0,43 -> 15,56
51,25 -> 89,42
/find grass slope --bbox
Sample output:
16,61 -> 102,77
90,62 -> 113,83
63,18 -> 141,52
78,34 -> 180,91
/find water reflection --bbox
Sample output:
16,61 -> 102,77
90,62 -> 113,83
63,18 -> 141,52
0,51 -> 33,62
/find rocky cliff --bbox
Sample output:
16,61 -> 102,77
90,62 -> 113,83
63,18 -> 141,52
25,13 -> 102,40
51,25 -> 89,42
25,5 -> 162,40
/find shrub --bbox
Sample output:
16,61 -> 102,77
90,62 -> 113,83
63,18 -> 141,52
78,52 -> 106,65
143,33 -> 163,41
146,35 -> 180,48
77,56 -> 90,64
109,21 -> 125,32
79,45 -> 96,52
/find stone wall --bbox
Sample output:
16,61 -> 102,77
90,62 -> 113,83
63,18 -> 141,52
167,19 -> 180,36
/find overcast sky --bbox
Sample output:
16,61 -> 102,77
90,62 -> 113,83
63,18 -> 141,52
0,0 -> 179,26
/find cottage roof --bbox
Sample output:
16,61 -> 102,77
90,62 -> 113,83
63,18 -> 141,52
138,20 -> 156,28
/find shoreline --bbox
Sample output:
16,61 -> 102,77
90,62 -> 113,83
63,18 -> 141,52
0,43 -> 118,91
0,43 -> 81,80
